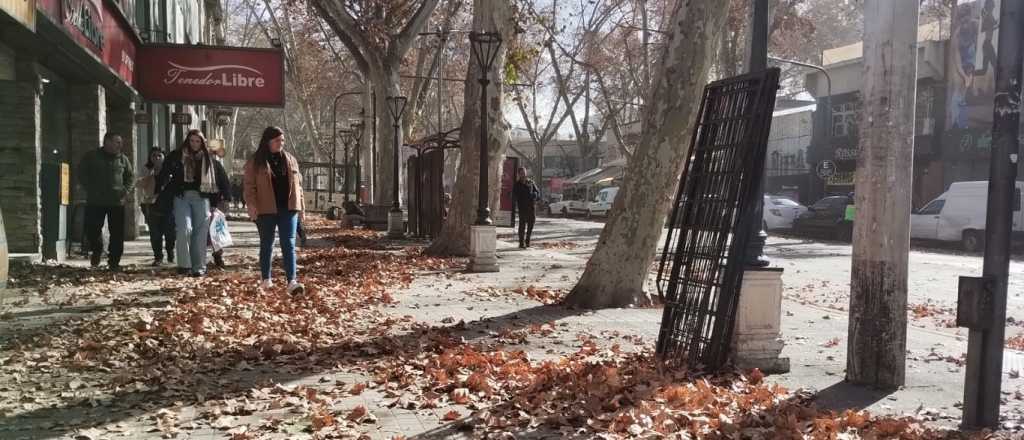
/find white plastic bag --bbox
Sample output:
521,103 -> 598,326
209,210 -> 233,251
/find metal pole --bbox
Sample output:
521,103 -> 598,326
331,98 -> 338,198
343,136 -> 350,202
476,75 -> 492,225
356,109 -> 364,205
417,150 -> 423,236
745,0 -> 770,266
392,121 -> 401,212
962,0 -> 1024,428
372,91 -> 377,205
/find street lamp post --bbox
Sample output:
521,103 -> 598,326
332,91 -> 363,200
339,129 -> 354,202
746,0 -> 770,267
468,31 -> 502,272
385,96 -> 408,238
350,119 -> 365,204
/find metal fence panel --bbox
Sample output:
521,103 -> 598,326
655,69 -> 781,370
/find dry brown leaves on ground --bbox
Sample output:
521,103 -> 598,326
510,285 -> 566,305
354,328 -> 993,439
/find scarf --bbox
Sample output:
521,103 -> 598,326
182,148 -> 218,194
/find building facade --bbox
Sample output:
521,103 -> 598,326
765,104 -> 814,203
803,22 -> 949,209
0,0 -> 220,261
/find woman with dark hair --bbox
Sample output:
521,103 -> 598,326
157,129 -> 230,276
244,126 -> 306,294
137,148 -> 175,265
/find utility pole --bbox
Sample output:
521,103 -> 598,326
846,0 -> 919,389
961,0 -> 1024,429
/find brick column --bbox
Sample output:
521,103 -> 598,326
0,61 -> 43,254
108,99 -> 139,240
68,84 -> 106,243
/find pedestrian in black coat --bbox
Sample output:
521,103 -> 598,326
512,167 -> 541,248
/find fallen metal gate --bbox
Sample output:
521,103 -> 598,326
655,68 -> 781,370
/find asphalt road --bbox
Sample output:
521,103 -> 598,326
527,215 -> 1024,335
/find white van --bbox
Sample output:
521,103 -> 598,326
586,187 -> 619,218
910,181 -> 1024,251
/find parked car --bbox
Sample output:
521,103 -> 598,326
763,195 -> 807,230
910,181 -> 1024,252
547,198 -> 574,216
586,187 -> 620,218
793,194 -> 855,241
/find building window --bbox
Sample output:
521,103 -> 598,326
916,86 -> 935,136
832,102 -> 858,137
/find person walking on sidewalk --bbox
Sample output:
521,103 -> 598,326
512,167 -> 540,249
244,126 -> 306,295
208,145 -> 230,269
138,148 -> 175,266
79,132 -> 134,271
157,129 -> 230,277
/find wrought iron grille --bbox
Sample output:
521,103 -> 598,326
655,68 -> 781,370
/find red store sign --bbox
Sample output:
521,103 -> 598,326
137,44 -> 285,107
36,0 -> 137,85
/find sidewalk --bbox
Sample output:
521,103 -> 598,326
0,220 -> 1021,439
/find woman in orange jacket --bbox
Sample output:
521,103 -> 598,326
243,126 -> 305,294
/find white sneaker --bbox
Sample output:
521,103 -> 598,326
259,279 -> 273,290
287,281 -> 305,296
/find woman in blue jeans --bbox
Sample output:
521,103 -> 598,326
244,127 -> 306,295
157,129 -> 230,276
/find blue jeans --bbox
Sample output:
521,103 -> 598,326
174,191 -> 210,271
257,211 -> 298,282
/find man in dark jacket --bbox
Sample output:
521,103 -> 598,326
79,133 -> 134,271
512,167 -> 541,248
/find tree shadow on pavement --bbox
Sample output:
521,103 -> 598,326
808,380 -> 894,412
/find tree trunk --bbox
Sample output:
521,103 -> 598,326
371,70 -> 401,206
563,0 -> 730,309
427,0 -> 515,256
846,0 -> 918,389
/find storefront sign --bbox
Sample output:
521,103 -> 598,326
1,0 -> 36,30
36,0 -> 136,85
816,160 -> 837,179
137,44 -> 285,107
826,171 -> 855,187
171,112 -> 192,125
60,163 -> 69,205
62,0 -> 103,51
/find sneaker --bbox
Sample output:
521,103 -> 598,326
259,279 -> 273,290
90,253 -> 101,268
109,265 -> 122,273
287,281 -> 305,296
151,258 -> 163,267
190,269 -> 206,278
176,267 -> 190,276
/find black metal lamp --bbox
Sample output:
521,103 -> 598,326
352,119 -> 368,203
468,31 -> 502,225
386,96 -> 408,213
339,128 -> 354,201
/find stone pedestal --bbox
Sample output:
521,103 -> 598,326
387,210 -> 404,238
469,225 -> 498,272
733,267 -> 790,373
